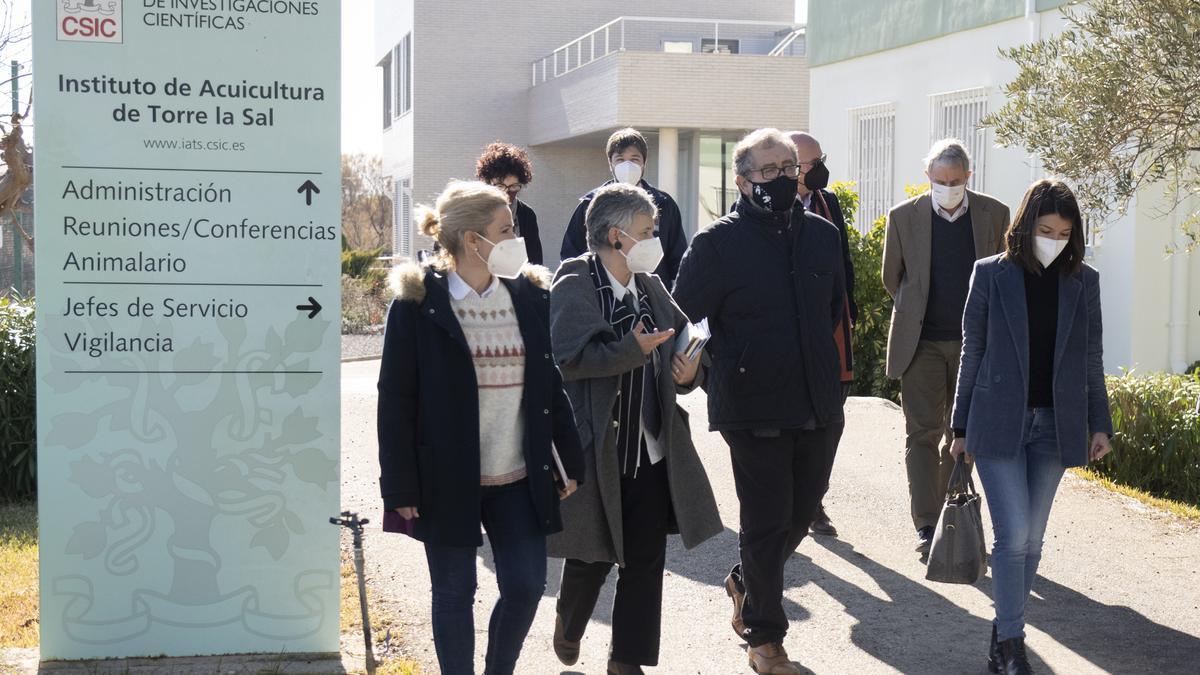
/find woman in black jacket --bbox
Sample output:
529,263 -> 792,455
476,141 -> 544,265
377,180 -> 584,675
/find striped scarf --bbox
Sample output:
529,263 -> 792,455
588,254 -> 659,476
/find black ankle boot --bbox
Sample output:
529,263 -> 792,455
996,636 -> 1032,675
987,624 -> 1001,673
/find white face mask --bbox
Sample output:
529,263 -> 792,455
476,235 -> 528,279
931,182 -> 966,211
612,160 -> 643,186
618,230 -> 664,275
1033,235 -> 1069,269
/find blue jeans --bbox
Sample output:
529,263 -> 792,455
975,408 -> 1066,641
423,480 -> 547,675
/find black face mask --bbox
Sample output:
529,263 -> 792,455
803,160 -> 830,191
748,175 -> 799,212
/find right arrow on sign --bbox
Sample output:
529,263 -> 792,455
296,297 -> 322,318
297,180 -> 320,206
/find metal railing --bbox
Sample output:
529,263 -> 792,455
531,16 -> 803,86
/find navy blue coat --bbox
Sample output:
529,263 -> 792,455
377,262 -> 585,547
559,179 -> 687,287
951,255 -> 1113,467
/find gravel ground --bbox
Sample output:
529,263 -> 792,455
341,333 -> 384,361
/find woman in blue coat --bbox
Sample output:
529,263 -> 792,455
949,179 -> 1113,675
377,180 -> 584,675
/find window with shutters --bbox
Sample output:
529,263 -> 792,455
394,177 -> 412,258
393,33 -> 412,117
380,52 -> 392,129
848,103 -> 896,232
928,87 -> 989,191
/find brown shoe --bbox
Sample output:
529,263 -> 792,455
725,572 -> 746,639
607,659 -> 646,674
553,615 -> 580,666
809,504 -> 838,537
747,642 -> 801,674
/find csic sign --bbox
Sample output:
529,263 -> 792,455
57,0 -> 123,43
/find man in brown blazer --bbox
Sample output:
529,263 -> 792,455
882,139 -> 1009,555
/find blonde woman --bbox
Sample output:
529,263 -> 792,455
377,180 -> 584,674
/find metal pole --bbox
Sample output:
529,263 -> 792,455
12,214 -> 22,295
331,512 -> 376,674
10,61 -> 18,119
11,61 -> 20,295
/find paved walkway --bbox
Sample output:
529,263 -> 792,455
342,359 -> 1200,674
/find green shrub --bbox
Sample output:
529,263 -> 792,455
831,181 -> 899,402
341,246 -> 385,281
1099,371 -> 1200,507
0,294 -> 36,501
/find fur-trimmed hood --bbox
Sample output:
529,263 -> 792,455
388,260 -> 551,303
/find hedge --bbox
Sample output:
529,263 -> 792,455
0,293 -> 36,501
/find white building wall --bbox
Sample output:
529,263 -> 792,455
809,9 -> 1195,373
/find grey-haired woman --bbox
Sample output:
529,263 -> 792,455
547,183 -> 722,675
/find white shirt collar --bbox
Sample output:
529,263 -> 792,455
602,262 -> 638,305
932,191 -> 970,222
447,270 -> 499,300
800,191 -> 813,210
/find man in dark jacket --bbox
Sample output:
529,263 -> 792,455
672,129 -> 846,675
788,130 -> 856,539
559,128 -> 687,287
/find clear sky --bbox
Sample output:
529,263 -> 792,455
3,0 -> 807,156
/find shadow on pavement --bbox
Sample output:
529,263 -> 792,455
972,574 -> 1200,675
805,537 -> 1050,674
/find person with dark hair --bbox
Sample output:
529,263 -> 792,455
882,139 -> 1011,556
559,128 -> 687,287
476,142 -> 544,264
949,179 -> 1112,675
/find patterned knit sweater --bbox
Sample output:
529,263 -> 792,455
451,283 -> 527,485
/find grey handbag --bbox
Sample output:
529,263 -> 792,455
925,456 -> 987,584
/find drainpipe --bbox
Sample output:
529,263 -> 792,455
1168,183 -> 1191,373
1024,0 -> 1042,185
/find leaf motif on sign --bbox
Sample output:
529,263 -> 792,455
289,447 -> 335,489
48,412 -> 102,450
69,457 -> 116,498
65,521 -> 108,559
250,525 -> 289,560
281,408 -> 321,445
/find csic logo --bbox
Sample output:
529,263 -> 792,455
57,0 -> 123,44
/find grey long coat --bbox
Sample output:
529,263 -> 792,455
546,255 -> 722,566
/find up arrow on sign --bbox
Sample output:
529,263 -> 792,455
298,179 -> 320,206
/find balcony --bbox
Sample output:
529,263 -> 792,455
527,17 -> 808,146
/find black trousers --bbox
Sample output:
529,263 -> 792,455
556,458 -> 670,666
724,424 -> 841,647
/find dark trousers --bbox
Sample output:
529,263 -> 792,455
724,425 -> 841,647
423,480 -> 546,675
556,458 -> 670,666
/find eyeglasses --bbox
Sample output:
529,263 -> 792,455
493,182 -> 524,193
799,154 -> 828,170
749,163 -> 801,181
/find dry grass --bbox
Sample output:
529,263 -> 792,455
0,500 -> 38,649
339,553 -> 421,675
1072,467 -> 1200,522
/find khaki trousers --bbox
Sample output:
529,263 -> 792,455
901,339 -> 972,530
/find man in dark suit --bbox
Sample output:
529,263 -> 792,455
559,128 -> 687,287
787,131 -> 856,539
